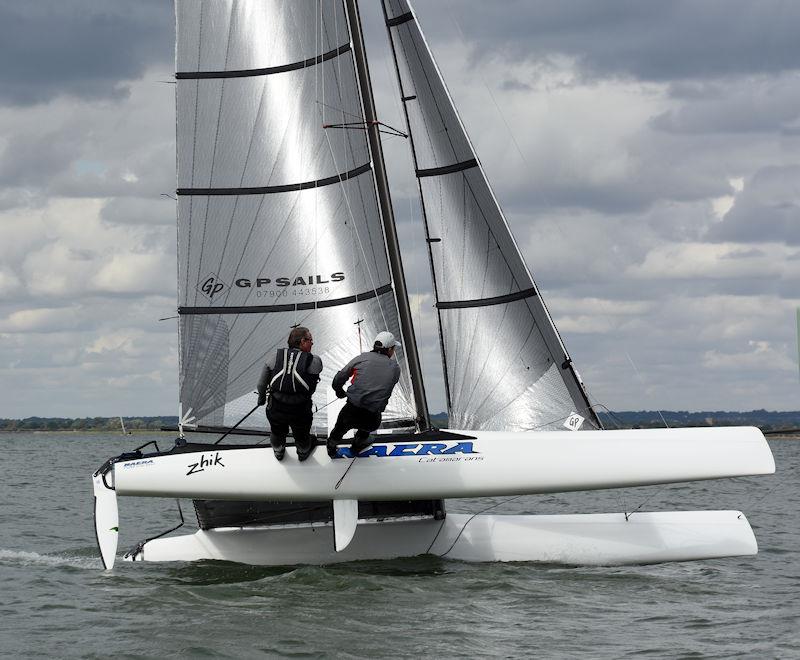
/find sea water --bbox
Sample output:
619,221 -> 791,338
0,433 -> 797,658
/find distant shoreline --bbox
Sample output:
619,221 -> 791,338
2,411 -> 800,436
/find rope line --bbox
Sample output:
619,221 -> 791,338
334,456 -> 358,490
436,496 -> 524,557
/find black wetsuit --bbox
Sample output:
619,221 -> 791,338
257,348 -> 322,456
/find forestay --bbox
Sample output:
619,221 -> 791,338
175,0 -> 416,432
382,0 -> 598,432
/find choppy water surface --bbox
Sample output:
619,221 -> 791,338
0,433 -> 797,658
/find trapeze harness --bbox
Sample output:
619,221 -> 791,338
268,348 -> 316,407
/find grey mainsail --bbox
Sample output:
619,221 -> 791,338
175,0 -> 416,431
382,0 -> 599,431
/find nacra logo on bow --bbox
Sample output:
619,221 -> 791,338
334,441 -> 477,459
122,459 -> 154,469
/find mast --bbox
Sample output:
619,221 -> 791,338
344,0 -> 431,431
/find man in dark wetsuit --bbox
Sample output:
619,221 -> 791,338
327,331 -> 401,458
257,326 -> 322,462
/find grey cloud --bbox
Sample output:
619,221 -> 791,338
0,0 -> 173,106
499,78 -> 532,92
547,270 -> 783,302
707,165 -> 800,244
0,122 -> 85,188
559,292 -> 798,410
720,247 -> 767,260
0,188 -> 44,212
422,1 -> 800,83
653,74 -> 800,134
498,144 -> 731,217
100,196 -> 174,226
0,83 -> 175,200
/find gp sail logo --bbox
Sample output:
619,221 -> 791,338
198,274 -> 226,300
234,272 -> 345,288
186,452 -> 225,476
334,441 -> 477,459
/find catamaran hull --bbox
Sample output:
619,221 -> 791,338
126,510 -> 758,567
113,427 -> 774,501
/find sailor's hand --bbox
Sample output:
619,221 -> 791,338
257,395 -> 266,406
335,389 -> 346,399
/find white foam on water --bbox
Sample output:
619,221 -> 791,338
0,548 -> 101,569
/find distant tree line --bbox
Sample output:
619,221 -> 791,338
596,409 -> 800,432
0,416 -> 179,432
1,410 -> 799,432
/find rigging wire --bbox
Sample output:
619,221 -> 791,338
442,0 -> 570,250
319,95 -> 391,336
619,351 -> 670,517
625,351 -> 670,429
434,495 -> 525,557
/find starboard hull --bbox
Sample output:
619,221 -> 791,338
113,427 -> 774,501
126,510 -> 758,567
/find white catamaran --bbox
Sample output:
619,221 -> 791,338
92,0 -> 774,570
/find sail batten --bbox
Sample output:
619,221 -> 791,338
177,162 -> 372,195
176,43 -> 353,79
437,287 -> 538,310
416,159 -> 478,178
383,0 -> 599,431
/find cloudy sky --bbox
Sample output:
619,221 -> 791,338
1,0 -> 799,418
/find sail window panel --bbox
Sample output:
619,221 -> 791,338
420,169 -> 532,303
181,312 -> 231,428
179,292 -> 416,432
386,25 -> 472,169
177,177 -> 392,309
440,302 -> 580,432
176,0 -> 350,73
176,54 -> 368,190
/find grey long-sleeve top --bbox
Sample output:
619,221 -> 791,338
332,350 -> 400,413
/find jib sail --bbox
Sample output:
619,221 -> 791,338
382,0 -> 599,431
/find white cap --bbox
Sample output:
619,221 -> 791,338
373,331 -> 401,349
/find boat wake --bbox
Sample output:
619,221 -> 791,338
0,548 -> 101,569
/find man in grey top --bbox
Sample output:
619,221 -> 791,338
257,326 -> 322,462
327,331 -> 401,458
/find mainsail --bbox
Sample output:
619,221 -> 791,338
382,0 -> 600,431
175,0 -> 416,431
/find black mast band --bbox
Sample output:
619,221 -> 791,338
176,44 -> 351,79
437,287 -> 537,310
180,284 -> 393,315
177,163 -> 371,196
